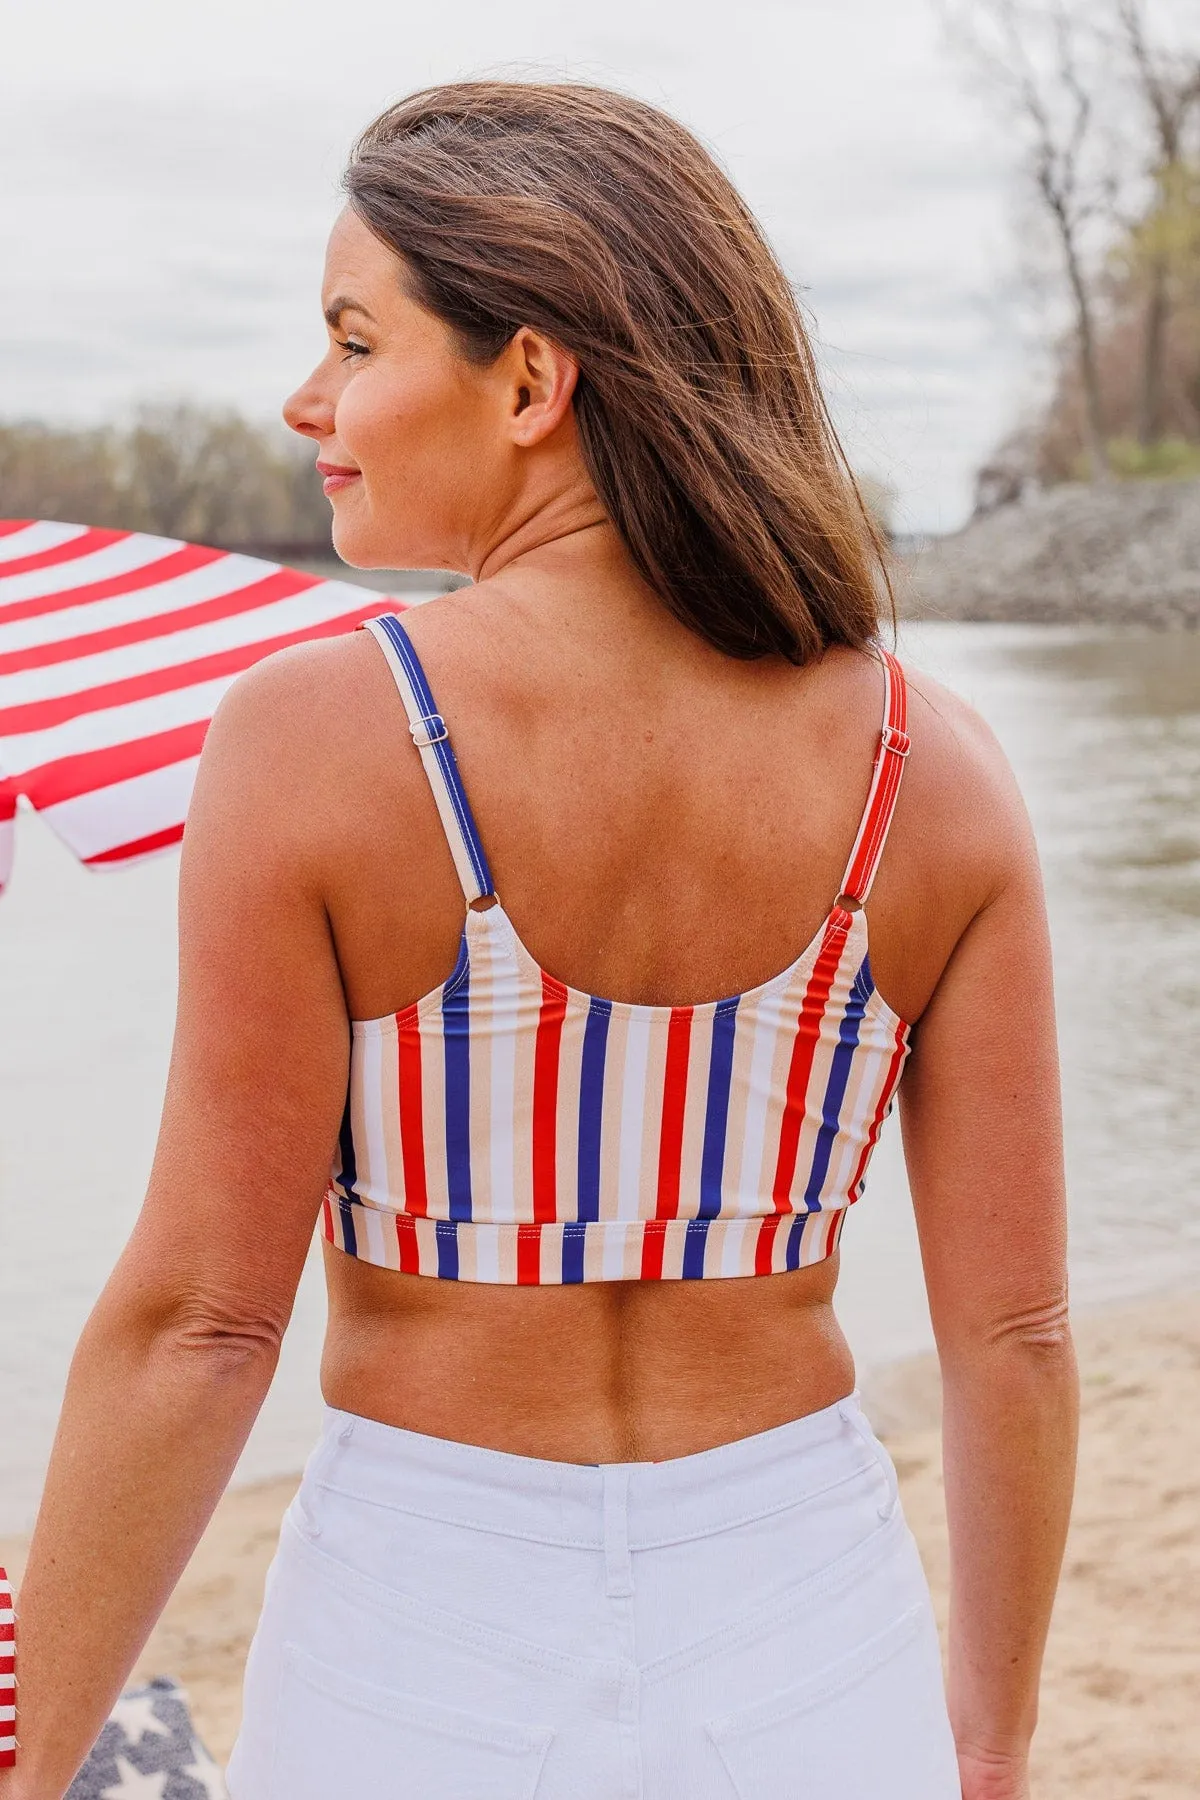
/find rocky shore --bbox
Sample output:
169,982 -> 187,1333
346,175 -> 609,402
900,476 -> 1200,626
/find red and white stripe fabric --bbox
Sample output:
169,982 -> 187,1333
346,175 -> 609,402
0,520 -> 405,895
0,1566 -> 14,1768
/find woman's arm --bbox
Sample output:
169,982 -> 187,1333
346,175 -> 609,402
899,741 -> 1078,1800
2,656 -> 351,1798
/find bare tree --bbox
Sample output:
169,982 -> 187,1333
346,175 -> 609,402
943,0 -> 1116,477
1114,0 -> 1200,444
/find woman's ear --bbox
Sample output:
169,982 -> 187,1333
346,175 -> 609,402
504,328 -> 580,447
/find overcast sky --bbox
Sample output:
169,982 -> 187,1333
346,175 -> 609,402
4,0 -> 1035,532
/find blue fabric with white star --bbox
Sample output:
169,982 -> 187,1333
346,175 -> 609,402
67,1678 -> 226,1799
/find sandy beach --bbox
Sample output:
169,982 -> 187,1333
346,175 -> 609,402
3,1289 -> 1197,1796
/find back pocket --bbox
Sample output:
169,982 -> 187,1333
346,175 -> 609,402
705,1606 -> 960,1799
270,1643 -> 555,1800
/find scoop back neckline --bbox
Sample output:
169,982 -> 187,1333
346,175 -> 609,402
349,896 -> 909,1033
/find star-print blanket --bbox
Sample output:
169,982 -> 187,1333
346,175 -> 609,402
66,1678 -> 227,1799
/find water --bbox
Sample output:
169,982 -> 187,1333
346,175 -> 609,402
1,622 -> 1197,1533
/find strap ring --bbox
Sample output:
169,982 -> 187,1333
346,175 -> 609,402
410,713 -> 448,748
881,725 -> 911,757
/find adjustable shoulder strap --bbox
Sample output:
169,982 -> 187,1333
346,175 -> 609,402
362,613 -> 495,904
837,647 -> 911,907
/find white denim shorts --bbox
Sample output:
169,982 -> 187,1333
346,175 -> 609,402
226,1394 -> 959,1799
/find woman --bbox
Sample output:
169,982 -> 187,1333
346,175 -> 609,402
5,82 -> 1076,1800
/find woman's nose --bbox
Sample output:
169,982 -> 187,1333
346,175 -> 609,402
283,370 -> 334,441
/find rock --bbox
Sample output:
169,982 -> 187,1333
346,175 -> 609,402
898,477 -> 1200,626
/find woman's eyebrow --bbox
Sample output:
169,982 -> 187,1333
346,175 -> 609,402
323,296 -> 377,328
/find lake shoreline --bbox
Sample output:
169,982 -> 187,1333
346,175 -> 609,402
3,1283 -> 1197,1796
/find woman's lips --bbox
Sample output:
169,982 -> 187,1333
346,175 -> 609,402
316,461 -> 362,495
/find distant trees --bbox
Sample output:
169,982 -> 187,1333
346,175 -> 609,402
944,0 -> 1200,503
943,0 -> 1119,479
0,405 -> 332,550
1035,169 -> 1200,482
1117,0 -> 1200,447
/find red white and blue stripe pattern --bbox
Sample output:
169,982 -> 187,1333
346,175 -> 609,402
0,520 -> 400,894
325,614 -> 913,1284
0,1566 -> 14,1767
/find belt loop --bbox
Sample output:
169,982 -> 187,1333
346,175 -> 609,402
294,1411 -> 348,1540
601,1465 -> 634,1599
839,1395 -> 900,1521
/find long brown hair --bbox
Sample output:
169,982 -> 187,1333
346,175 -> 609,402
346,81 -> 890,662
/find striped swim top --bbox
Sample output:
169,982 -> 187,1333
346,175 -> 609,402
324,613 -> 912,1285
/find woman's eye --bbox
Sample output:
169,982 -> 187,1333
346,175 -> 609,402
335,338 -> 369,361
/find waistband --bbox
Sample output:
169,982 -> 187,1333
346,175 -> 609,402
322,1203 -> 847,1282
303,1392 -> 894,1552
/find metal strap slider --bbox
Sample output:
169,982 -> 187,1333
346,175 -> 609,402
881,725 -> 911,757
410,713 -> 448,748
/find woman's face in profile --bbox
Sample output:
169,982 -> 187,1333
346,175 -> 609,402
284,208 -> 508,571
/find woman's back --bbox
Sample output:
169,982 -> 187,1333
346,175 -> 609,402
303,555 -> 981,1032
216,534 -> 1005,1462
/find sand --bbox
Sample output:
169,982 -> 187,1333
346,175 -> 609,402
3,1291 -> 1197,1796
869,1292 -> 1200,1799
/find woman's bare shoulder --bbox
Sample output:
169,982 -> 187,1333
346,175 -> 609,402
191,625 -> 429,860
210,625 -> 392,737
897,658 -> 1039,908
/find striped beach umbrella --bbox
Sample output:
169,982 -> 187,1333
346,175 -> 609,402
0,520 -> 408,895
0,1566 -> 12,1768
